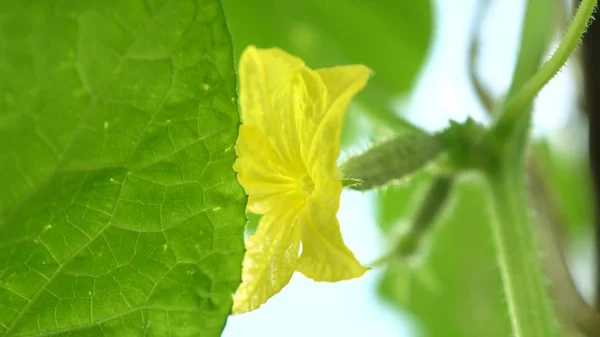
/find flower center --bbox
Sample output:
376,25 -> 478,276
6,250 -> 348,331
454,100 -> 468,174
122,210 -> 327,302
299,173 -> 315,196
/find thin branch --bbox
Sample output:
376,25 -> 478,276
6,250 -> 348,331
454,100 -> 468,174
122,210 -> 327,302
468,0 -> 497,114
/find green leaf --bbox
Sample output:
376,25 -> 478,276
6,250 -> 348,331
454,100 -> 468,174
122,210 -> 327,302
378,178 -> 512,337
533,140 -> 594,236
221,0 -> 433,134
375,170 -> 433,233
0,1 -> 246,336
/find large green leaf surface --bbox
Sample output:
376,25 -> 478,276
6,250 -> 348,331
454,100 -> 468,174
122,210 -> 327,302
0,1 -> 246,336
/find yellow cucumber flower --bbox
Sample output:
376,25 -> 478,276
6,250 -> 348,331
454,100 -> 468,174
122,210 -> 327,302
232,46 -> 370,314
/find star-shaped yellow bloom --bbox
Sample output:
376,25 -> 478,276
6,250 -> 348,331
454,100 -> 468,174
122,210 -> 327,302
232,46 -> 370,314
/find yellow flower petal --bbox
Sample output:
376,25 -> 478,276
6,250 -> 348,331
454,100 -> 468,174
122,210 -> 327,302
239,46 -> 305,164
238,45 -> 305,127
234,124 -> 301,214
233,46 -> 371,313
296,183 -> 368,281
232,208 -> 303,314
308,65 -> 371,181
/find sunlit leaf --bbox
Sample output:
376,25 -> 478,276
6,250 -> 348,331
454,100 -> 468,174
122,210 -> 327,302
0,1 -> 246,336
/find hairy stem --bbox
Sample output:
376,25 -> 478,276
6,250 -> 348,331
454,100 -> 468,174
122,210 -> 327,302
341,132 -> 442,191
494,0 -> 597,139
528,160 -> 600,336
486,166 -> 558,337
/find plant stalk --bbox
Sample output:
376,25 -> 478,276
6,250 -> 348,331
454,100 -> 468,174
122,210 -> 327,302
486,165 -> 558,337
494,0 -> 597,140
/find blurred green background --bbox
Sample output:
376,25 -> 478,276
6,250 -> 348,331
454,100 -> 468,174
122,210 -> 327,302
222,0 -> 595,336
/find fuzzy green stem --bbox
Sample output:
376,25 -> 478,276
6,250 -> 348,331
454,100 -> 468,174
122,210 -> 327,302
486,166 -> 558,337
484,3 -> 597,335
528,160 -> 600,336
411,176 -> 454,236
341,132 -> 442,191
494,0 -> 597,139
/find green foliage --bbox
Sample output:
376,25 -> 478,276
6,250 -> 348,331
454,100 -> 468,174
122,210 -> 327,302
534,140 -> 594,236
0,1 -> 246,336
373,0 -> 598,332
0,0 -> 595,335
374,176 -> 455,268
221,0 -> 433,134
376,170 -> 434,233
379,178 -> 512,337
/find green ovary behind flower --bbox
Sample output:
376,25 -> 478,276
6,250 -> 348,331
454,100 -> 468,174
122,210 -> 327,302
232,46 -> 371,314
